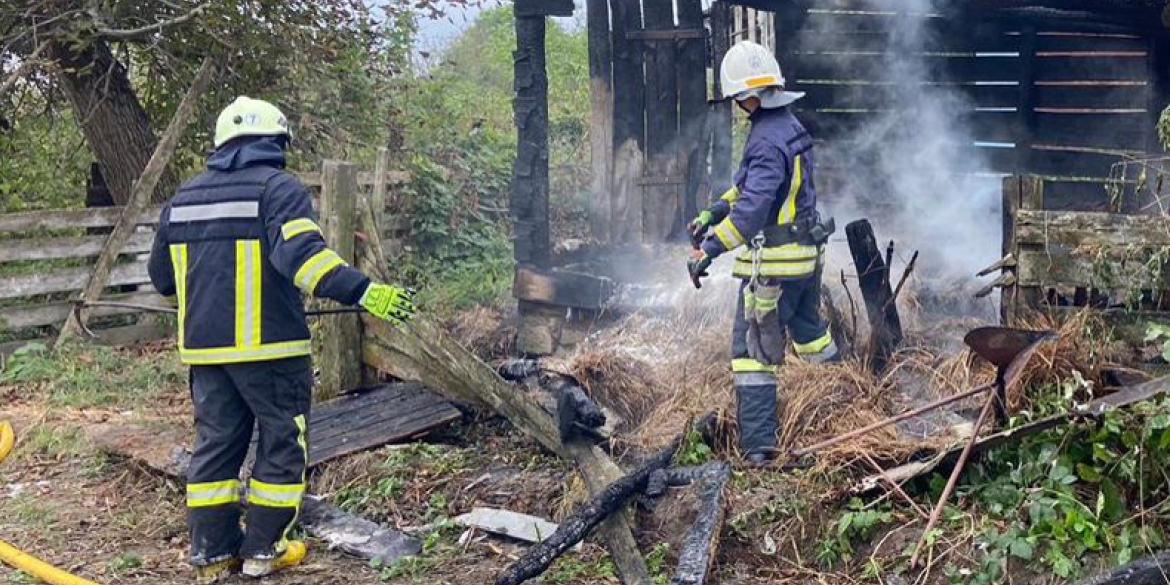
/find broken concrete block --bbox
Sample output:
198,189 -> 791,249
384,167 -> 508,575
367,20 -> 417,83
454,507 -> 581,552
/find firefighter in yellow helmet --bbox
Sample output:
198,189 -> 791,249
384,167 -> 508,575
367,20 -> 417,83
687,42 -> 839,465
148,97 -> 416,582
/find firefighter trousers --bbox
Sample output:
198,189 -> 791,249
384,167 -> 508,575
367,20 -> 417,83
730,272 -> 838,457
185,356 -> 311,565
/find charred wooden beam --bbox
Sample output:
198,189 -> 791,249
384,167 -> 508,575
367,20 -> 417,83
511,10 -> 551,269
709,1 -> 733,187
514,0 -> 573,17
610,0 -> 646,244
678,0 -> 708,228
586,0 -> 614,242
845,219 -> 903,372
494,434 -> 684,585
1070,550 -> 1170,585
670,462 -> 731,585
642,0 -> 681,242
513,266 -> 615,310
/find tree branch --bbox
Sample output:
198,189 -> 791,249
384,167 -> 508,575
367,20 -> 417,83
94,2 -> 208,41
0,41 -> 47,102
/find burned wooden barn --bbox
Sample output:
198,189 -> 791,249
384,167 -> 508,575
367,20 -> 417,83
509,0 -> 1170,354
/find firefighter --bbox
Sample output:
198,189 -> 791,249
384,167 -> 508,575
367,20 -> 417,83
687,41 -> 839,465
147,97 -> 416,582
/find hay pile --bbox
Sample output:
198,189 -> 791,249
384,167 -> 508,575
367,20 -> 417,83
552,300 -> 1124,466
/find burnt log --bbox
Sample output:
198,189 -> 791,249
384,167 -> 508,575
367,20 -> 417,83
670,462 -> 731,585
494,435 -> 684,585
1071,551 -> 1170,585
845,219 -> 903,372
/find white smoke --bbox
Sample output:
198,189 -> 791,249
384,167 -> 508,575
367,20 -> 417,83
797,0 -> 1003,287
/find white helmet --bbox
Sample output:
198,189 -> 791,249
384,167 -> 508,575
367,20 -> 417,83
214,96 -> 291,148
720,41 -> 804,108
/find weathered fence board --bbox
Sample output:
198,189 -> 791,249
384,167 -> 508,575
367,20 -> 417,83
0,289 -> 163,330
0,206 -> 162,234
296,171 -> 409,188
0,231 -> 154,263
1016,247 -> 1170,288
0,261 -> 149,300
1015,209 -> 1170,247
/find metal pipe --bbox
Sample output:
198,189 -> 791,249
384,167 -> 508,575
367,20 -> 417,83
790,383 -> 994,457
909,388 -> 998,568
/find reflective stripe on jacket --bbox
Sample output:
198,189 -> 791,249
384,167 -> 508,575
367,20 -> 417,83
148,137 -> 371,365
701,107 -> 822,280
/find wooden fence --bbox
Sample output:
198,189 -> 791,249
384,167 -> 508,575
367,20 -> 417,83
0,153 -> 408,356
1001,174 -> 1170,335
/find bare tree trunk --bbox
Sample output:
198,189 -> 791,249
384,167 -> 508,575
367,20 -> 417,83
50,38 -> 177,204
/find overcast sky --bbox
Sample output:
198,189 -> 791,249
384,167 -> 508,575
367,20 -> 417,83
412,1 -> 586,56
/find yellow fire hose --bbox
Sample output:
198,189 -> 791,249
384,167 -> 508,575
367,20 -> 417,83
0,420 -> 105,585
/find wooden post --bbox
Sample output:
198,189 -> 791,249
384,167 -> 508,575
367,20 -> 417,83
318,160 -> 362,400
678,0 -> 708,225
611,0 -> 646,244
511,9 -> 552,269
642,0 -> 681,242
1001,176 -> 1021,325
845,219 -> 903,373
709,1 -> 733,188
587,0 -> 614,243
59,56 -> 216,344
372,147 -> 391,239
1015,176 -> 1046,319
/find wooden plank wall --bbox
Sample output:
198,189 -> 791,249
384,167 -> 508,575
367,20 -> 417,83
773,3 -> 1160,212
0,165 -> 408,351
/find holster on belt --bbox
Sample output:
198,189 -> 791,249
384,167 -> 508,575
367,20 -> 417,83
743,282 -> 786,366
760,216 -> 837,247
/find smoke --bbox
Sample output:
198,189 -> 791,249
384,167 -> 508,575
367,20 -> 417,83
795,0 -> 1003,287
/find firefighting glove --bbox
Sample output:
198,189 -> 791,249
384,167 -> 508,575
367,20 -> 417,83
687,210 -> 714,249
687,250 -> 712,290
360,283 -> 416,326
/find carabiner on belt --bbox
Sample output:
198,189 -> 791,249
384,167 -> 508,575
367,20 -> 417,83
750,233 -> 766,290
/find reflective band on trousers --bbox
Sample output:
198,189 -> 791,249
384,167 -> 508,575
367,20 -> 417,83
734,372 -> 778,386
169,201 -> 260,223
794,332 -> 834,356
179,340 -> 312,365
798,338 -> 839,363
248,479 -> 304,508
281,218 -> 322,241
294,250 -> 346,294
731,358 -> 776,373
187,480 -> 240,508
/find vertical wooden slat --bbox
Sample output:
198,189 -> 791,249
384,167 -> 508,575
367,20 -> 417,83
1016,25 -> 1039,176
372,146 -> 390,240
611,0 -> 646,244
512,14 -> 552,269
643,0 -> 681,242
1001,176 -> 1022,325
319,160 -> 362,400
678,0 -> 708,224
587,0 -> 614,242
710,1 -> 734,188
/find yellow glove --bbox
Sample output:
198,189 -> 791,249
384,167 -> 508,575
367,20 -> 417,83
359,283 -> 416,326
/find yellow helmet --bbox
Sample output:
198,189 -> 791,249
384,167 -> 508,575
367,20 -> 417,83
213,96 -> 290,148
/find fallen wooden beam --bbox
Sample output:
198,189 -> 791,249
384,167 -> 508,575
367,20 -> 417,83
1070,550 -> 1170,585
494,434 -> 684,585
87,383 -> 461,477
362,317 -> 651,585
670,462 -> 731,585
301,496 -> 420,565
513,265 -> 615,310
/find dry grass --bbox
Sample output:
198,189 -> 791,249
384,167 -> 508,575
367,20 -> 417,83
447,305 -> 516,362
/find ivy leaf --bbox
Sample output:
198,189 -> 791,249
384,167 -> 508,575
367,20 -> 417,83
1076,463 -> 1102,483
1009,538 -> 1034,561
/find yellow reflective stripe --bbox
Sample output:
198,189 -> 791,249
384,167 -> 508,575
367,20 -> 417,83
746,75 -> 779,88
714,219 -> 746,250
248,479 -> 304,508
732,358 -> 776,373
279,414 -> 309,545
281,218 -> 322,241
169,244 -> 188,351
235,240 -> 262,348
294,250 -> 346,294
179,340 -> 312,365
734,260 -> 819,278
795,332 -> 834,356
778,155 -> 803,225
720,186 -> 741,204
187,480 -> 240,508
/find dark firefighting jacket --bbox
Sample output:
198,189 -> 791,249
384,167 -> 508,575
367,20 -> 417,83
700,106 -> 822,280
147,136 -> 370,365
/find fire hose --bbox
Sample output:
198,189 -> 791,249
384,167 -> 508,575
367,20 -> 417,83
0,420 -> 106,585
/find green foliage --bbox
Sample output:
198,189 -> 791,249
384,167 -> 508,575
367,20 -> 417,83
107,551 -> 144,573
816,499 -> 893,569
953,395 -> 1170,581
674,426 -> 714,467
647,542 -> 672,585
545,555 -> 617,584
1146,322 -> 1170,362
0,343 -> 184,408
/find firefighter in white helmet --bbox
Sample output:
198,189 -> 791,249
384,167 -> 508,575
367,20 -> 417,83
687,41 -> 839,465
149,96 -> 416,581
